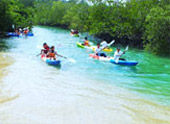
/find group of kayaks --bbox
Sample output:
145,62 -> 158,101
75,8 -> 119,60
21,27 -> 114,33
40,37 -> 138,67
70,30 -> 138,66
37,30 -> 138,67
77,42 -> 138,66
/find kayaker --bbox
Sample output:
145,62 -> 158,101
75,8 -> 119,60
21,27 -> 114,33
82,37 -> 90,46
19,28 -> 23,34
41,43 -> 50,55
113,48 -> 126,61
23,27 -> 29,35
71,29 -> 74,34
95,44 -> 107,57
71,29 -> 78,34
48,46 -> 57,60
100,40 -> 109,49
74,30 -> 79,34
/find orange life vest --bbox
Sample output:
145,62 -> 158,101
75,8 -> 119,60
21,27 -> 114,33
49,52 -> 55,57
84,40 -> 89,46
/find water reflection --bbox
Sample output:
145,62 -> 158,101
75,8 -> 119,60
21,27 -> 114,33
0,38 -> 17,52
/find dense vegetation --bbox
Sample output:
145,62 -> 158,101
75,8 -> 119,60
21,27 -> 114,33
0,0 -> 169,56
0,0 -> 35,32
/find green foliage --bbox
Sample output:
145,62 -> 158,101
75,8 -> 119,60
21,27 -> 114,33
19,0 -> 34,7
34,2 -> 51,25
143,5 -> 170,56
50,1 -> 68,25
0,0 -> 35,32
0,0 -> 17,31
62,3 -> 89,31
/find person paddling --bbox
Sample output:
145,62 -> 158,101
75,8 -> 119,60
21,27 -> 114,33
113,48 -> 126,61
47,46 -> 66,60
41,43 -> 50,55
23,27 -> 29,35
82,37 -> 90,46
100,40 -> 109,49
71,29 -> 79,34
48,46 -> 57,60
95,43 -> 107,57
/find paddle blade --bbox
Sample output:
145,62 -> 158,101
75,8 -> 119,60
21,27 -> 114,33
68,58 -> 76,63
37,45 -> 43,49
108,40 -> 115,46
36,54 -> 41,57
125,46 -> 129,51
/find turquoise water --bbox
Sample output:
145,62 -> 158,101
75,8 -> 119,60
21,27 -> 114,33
0,26 -> 170,124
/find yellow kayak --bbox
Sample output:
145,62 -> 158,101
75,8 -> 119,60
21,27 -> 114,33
77,42 -> 113,52
91,46 -> 113,52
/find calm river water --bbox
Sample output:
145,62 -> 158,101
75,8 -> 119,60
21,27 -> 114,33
0,26 -> 170,124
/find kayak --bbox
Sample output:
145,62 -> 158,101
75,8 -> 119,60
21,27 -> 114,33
89,54 -> 138,66
7,32 -> 34,37
77,42 -> 113,52
76,42 -> 93,50
70,33 -> 79,37
92,46 -> 113,52
89,54 -> 112,61
77,42 -> 86,48
7,32 -> 19,37
110,59 -> 138,66
26,32 -> 34,36
41,54 -> 61,66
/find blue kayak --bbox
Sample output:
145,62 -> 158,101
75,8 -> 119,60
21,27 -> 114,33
7,32 -> 19,37
46,59 -> 61,65
7,32 -> 34,37
26,32 -> 34,36
41,55 -> 61,66
110,59 -> 138,66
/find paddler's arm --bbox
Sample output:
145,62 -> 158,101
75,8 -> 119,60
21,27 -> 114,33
55,52 -> 66,59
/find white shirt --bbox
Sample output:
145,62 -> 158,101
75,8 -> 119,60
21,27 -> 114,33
95,47 -> 102,54
114,50 -> 124,60
100,41 -> 108,48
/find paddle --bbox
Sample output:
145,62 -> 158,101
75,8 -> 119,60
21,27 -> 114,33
115,45 -> 129,63
36,45 -> 44,56
124,45 -> 129,52
37,45 -> 43,49
56,53 -> 76,63
36,53 -> 41,57
71,29 -> 74,32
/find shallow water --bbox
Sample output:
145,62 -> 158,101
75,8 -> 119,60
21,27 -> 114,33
0,26 -> 169,124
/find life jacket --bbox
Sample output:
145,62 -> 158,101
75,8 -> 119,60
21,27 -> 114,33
49,53 -> 55,57
48,50 -> 55,57
43,46 -> 49,54
24,29 -> 28,34
84,40 -> 89,46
